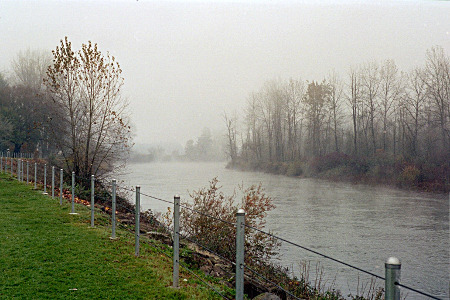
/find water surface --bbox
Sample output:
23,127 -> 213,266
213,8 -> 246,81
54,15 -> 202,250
119,161 -> 449,299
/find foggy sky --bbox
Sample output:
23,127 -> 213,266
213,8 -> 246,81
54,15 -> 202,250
1,0 -> 449,148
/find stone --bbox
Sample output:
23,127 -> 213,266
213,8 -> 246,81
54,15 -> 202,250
252,292 -> 281,300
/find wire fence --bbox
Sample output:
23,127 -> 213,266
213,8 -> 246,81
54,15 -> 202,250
0,152 -> 445,300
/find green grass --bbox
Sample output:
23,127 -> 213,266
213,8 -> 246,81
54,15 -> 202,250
0,174 -> 226,299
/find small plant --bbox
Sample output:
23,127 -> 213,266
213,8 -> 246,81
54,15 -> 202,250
398,165 -> 421,187
164,177 -> 280,269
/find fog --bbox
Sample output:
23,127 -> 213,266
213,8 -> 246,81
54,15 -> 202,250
1,0 -> 449,148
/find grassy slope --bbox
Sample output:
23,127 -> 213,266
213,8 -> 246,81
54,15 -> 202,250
0,174 -> 224,299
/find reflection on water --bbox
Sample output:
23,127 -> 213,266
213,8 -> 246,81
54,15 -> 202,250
119,161 -> 449,299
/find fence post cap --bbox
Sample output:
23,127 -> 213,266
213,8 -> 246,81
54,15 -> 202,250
386,257 -> 401,265
174,194 -> 180,199
237,208 -> 245,215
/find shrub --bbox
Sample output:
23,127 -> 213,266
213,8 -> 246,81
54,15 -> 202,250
309,152 -> 350,174
286,161 -> 304,176
170,177 -> 280,268
398,165 -> 421,187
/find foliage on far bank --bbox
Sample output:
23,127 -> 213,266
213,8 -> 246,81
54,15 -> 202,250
228,151 -> 449,193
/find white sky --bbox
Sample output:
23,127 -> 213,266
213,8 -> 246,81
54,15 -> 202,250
1,0 -> 449,147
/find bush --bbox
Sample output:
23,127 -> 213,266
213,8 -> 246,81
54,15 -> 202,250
286,161 -> 304,176
309,152 -> 350,174
398,165 -> 421,187
171,177 -> 280,267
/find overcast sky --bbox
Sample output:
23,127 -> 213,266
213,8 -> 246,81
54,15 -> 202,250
1,0 -> 449,148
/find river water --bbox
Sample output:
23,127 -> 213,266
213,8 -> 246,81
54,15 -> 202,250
119,161 -> 449,299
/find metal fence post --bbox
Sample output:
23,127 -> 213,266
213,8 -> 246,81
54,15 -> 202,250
26,161 -> 29,183
385,257 -> 401,300
135,186 -> 141,256
236,208 -> 245,300
6,150 -> 9,173
17,159 -> 21,181
111,179 -> 117,239
34,163 -> 37,189
21,160 -> 24,182
43,164 -> 47,194
11,156 -> 13,177
173,195 -> 180,288
91,175 -> 95,227
69,171 -> 77,214
60,169 -> 63,205
51,166 -> 55,198
0,154 -> 2,173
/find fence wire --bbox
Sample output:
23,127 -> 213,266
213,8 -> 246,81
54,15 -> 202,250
395,282 -> 442,300
244,263 -> 302,300
243,223 -> 385,281
141,237 -> 230,300
6,156 -> 444,300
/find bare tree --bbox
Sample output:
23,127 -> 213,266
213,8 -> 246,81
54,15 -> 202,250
284,78 -> 304,160
360,61 -> 381,153
421,46 -> 450,152
379,59 -> 403,152
346,67 -> 361,155
44,37 -> 132,181
403,67 -> 427,156
244,93 -> 263,160
327,71 -> 344,152
11,49 -> 51,90
223,111 -> 238,162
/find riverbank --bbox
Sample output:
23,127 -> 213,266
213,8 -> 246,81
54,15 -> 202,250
227,152 -> 449,193
0,173 -> 225,299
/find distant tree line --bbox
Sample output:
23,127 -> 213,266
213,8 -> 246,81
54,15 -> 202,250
0,37 -> 132,182
225,46 -> 449,191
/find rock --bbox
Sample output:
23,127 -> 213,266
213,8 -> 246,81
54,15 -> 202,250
253,292 -> 281,300
200,265 -> 212,275
211,264 -> 228,277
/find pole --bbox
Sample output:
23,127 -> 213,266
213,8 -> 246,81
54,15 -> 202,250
135,186 -> 141,256
26,161 -> 29,183
60,169 -> 63,205
236,208 -> 245,300
43,164 -> 47,194
172,195 -> 180,288
21,160 -> 24,182
69,171 -> 77,214
51,166 -> 55,198
6,150 -> 9,173
91,175 -> 95,227
34,163 -> 37,189
17,159 -> 21,181
385,257 -> 401,300
111,179 -> 117,239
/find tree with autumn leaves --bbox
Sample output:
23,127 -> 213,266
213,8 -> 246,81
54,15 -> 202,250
44,37 -> 132,182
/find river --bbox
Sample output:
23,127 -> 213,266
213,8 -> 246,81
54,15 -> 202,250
119,161 -> 449,299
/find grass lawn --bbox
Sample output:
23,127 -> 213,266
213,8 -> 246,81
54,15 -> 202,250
0,173 -> 226,299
